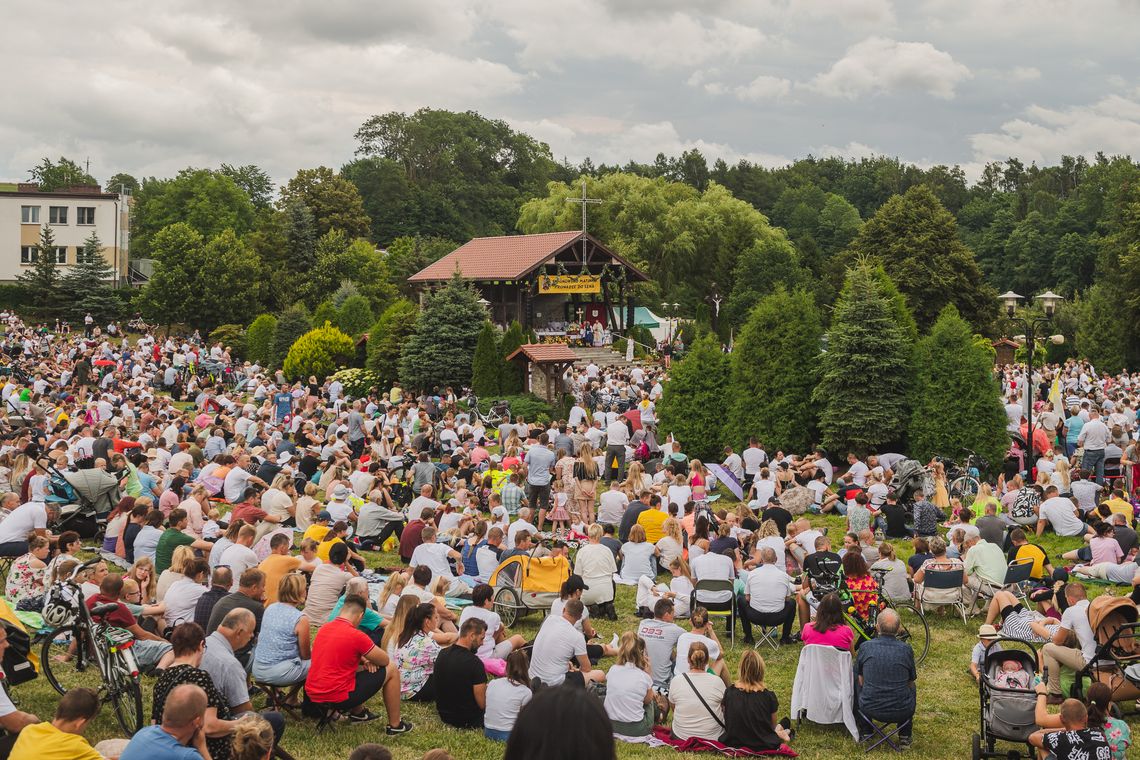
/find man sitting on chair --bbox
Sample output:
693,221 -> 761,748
854,609 -> 916,748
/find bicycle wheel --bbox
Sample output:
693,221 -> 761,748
107,653 -> 144,735
891,603 -> 930,666
949,476 -> 979,508
40,628 -> 101,695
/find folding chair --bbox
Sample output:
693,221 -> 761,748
858,710 -> 910,752
1103,456 -> 1123,489
753,623 -> 781,652
916,567 -> 967,623
967,557 -> 1035,615
691,578 -> 736,647
255,680 -> 303,720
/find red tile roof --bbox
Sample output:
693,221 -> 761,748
505,343 -> 579,364
408,231 -> 583,283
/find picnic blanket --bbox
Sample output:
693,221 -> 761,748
650,727 -> 797,757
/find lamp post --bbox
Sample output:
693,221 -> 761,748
1000,290 -> 1065,461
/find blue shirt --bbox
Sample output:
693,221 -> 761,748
1065,414 -> 1085,443
254,603 -> 305,665
273,392 -> 293,417
855,635 -> 916,716
119,725 -> 202,760
524,445 -> 557,486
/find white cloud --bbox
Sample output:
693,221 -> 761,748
813,141 -> 882,158
809,36 -> 972,99
786,0 -> 895,25
1009,66 -> 1041,82
734,75 -> 792,101
970,95 -> 1140,165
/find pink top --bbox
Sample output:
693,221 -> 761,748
802,622 -> 855,650
158,489 -> 181,516
1089,535 -> 1123,565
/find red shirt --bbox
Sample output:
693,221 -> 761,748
398,519 -> 426,561
305,618 -> 376,703
232,503 -> 269,524
85,593 -> 136,629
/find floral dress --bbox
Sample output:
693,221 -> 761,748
4,554 -> 45,606
395,631 -> 442,698
841,572 -> 879,623
1102,716 -> 1131,760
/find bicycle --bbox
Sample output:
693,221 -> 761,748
841,571 -> 931,666
947,448 -> 988,509
462,392 -> 512,427
38,558 -> 144,735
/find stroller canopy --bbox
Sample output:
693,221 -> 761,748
1088,595 -> 1138,655
489,554 -> 570,593
62,468 -> 122,514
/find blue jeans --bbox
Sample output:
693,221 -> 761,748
484,727 -> 511,742
1081,449 -> 1105,483
1065,441 -> 1078,458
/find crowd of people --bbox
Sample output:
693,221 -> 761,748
0,314 -> 1134,759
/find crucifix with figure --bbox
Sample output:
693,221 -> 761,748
566,179 -> 602,264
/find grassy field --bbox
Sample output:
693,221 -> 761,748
16,512 -> 1136,760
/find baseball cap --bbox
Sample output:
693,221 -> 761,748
317,510 -> 332,522
562,574 -> 589,593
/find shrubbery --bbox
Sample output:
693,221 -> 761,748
283,323 -> 354,380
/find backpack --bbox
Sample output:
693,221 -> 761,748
0,621 -> 36,686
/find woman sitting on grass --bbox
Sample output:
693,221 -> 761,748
483,650 -> 532,742
721,649 -> 794,751
604,631 -> 657,737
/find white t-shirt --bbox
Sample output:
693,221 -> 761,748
458,605 -> 503,659
0,501 -> 47,544
744,564 -> 794,614
475,545 -> 502,582
847,461 -> 869,487
673,632 -> 721,677
163,579 -> 208,626
223,467 -> 253,503
742,448 -> 767,475
669,670 -> 726,741
529,615 -> 587,687
484,678 -> 532,733
219,544 -> 259,590
549,596 -> 590,632
506,520 -> 537,550
410,542 -> 456,582
690,552 -> 734,604
1039,497 -> 1086,537
325,500 -> 353,523
806,480 -> 829,505
604,662 -> 653,723
795,529 -> 823,554
1059,599 -> 1098,663
667,485 -> 692,509
867,482 -> 889,507
751,479 -> 776,506
598,490 -> 630,525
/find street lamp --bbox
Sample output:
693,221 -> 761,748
1001,290 -> 1065,463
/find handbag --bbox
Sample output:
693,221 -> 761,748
682,673 -> 725,730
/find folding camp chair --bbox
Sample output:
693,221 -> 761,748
858,710 -> 910,752
691,578 -> 736,647
968,557 -> 1035,615
916,567 -> 968,623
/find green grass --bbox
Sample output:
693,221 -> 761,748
20,514 -> 1136,760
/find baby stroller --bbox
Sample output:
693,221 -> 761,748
1071,595 -> 1140,712
972,638 -> 1039,759
489,552 -> 569,628
42,457 -> 121,538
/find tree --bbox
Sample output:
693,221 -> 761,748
28,157 -> 95,190
725,236 -> 807,326
104,172 -> 139,196
17,224 -> 60,301
366,299 -> 419,388
312,301 -> 338,329
657,335 -> 729,462
838,185 -> 997,331
219,164 -> 275,209
812,262 -> 914,455
246,314 -> 277,366
307,231 -> 396,313
273,303 -> 312,367
384,236 -> 457,297
131,169 -> 256,258
399,273 -> 484,391
278,167 -> 370,238
336,295 -> 373,338
471,322 -> 502,397
138,224 -> 263,330
281,201 -> 318,294
728,288 -> 823,452
908,305 -> 1010,467
1073,283 -> 1132,374
283,324 -> 355,381
498,321 -> 526,394
59,231 -> 119,321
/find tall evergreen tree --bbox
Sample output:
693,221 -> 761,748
272,303 -> 312,367
657,334 -> 729,462
336,295 -> 373,338
18,224 -> 60,299
60,231 -> 118,321
908,305 -> 1010,467
471,322 -> 502,397
399,272 -> 484,391
728,288 -> 823,452
283,201 -> 317,291
498,321 -> 526,394
366,299 -> 419,388
245,314 -> 278,366
813,262 -> 914,455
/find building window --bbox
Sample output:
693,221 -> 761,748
49,206 -> 68,225
20,206 -> 40,224
20,246 -> 36,263
77,207 -> 96,225
54,247 -> 68,264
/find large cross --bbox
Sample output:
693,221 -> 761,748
566,180 -> 602,262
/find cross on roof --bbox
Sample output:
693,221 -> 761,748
566,180 -> 602,263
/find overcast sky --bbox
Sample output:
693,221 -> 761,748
4,0 -> 1139,188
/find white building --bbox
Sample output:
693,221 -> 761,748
0,182 -> 129,283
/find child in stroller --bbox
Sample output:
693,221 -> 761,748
971,639 -> 1040,760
